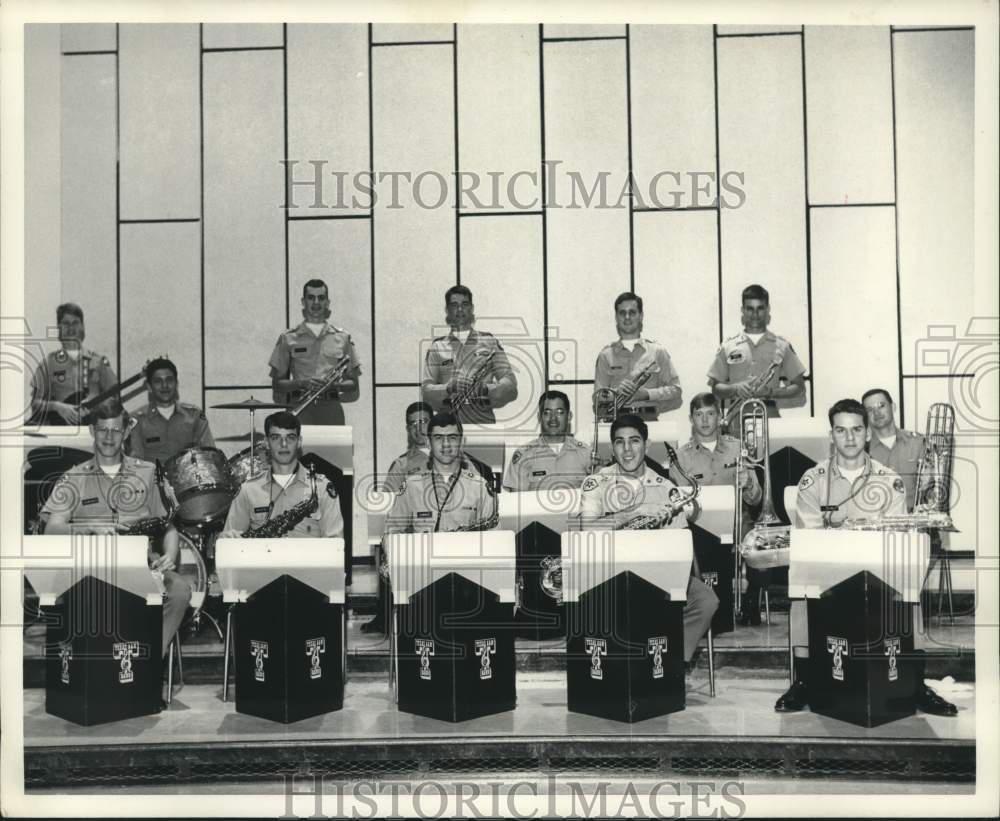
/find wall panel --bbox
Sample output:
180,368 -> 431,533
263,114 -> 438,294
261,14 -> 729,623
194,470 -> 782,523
630,25 -> 716,208
810,207 -> 897,411
372,24 -> 453,43
544,40 -> 631,378
202,24 -> 283,49
717,36 -> 810,380
286,24 -> 369,218
544,24 -> 626,39
60,54 -> 118,369
119,24 -> 200,220
894,31 -> 975,361
717,25 -> 802,36
805,26 -> 894,205
457,25 -> 540,213
203,51 -> 285,387
61,24 -> 116,53
120,223 -> 202,403
372,46 -> 456,384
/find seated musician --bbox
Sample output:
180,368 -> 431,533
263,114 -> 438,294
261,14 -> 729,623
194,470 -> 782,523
776,398 -> 956,716
675,392 -> 766,625
30,303 -> 116,425
503,391 -> 592,492
385,411 -> 497,534
861,388 -> 925,511
268,279 -> 362,425
130,357 -> 214,462
421,286 -> 518,425
578,414 -> 717,668
222,411 -> 343,538
593,292 -> 682,422
40,399 -> 191,657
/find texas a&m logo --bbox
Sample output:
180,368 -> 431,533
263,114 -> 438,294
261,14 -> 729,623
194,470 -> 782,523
416,639 -> 435,680
884,638 -> 900,682
305,637 -> 326,680
647,636 -> 668,679
585,637 -> 607,680
250,640 -> 269,682
112,641 -> 139,684
826,636 -> 848,681
59,641 -> 72,684
701,572 -> 718,590
474,638 -> 496,680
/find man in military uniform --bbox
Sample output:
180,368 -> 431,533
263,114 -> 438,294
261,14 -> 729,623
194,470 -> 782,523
222,411 -> 343,539
382,402 -> 434,494
385,411 -> 497,534
593,292 -> 682,422
30,303 -> 117,425
675,393 -> 765,625
862,388 -> 925,511
503,391 -> 592,492
579,415 -> 717,665
269,279 -> 362,425
421,285 -> 518,425
41,400 -> 191,658
707,284 -> 806,421
775,399 -> 956,717
130,357 -> 214,463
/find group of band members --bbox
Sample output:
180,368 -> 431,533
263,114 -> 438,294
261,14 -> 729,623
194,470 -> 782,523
30,281 -> 955,715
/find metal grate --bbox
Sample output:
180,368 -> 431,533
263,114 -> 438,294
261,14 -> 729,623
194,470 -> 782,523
670,757 -> 785,776
187,759 -> 420,782
795,758 -> 909,778
917,758 -> 976,781
28,765 -> 182,787
429,757 -> 540,773
549,756 -> 660,774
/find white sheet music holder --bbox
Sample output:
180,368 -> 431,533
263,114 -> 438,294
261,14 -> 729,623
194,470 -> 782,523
690,486 -> 736,544
21,535 -> 162,606
385,531 -> 516,605
215,538 -> 346,604
498,489 -> 582,534
560,529 -> 693,604
788,529 -> 929,603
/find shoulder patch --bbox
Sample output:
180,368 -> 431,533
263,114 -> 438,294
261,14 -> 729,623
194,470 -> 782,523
574,439 -> 586,448
511,451 -> 522,465
326,483 -> 338,499
817,466 -> 826,475
582,476 -> 599,492
893,478 -> 905,493
798,474 -> 814,491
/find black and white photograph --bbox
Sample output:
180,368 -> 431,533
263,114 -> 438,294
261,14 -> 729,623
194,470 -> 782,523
1,0 -> 997,817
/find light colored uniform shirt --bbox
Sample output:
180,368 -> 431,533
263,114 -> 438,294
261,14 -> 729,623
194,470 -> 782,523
593,338 -> 682,421
222,463 -> 344,538
41,456 -> 167,524
868,428 -> 925,511
503,436 -> 592,492
578,464 -> 689,529
795,455 -> 907,529
386,459 -> 497,533
675,435 -> 762,506
383,447 -> 430,494
421,328 -> 517,424
130,402 -> 214,463
31,348 -> 116,405
707,330 -> 806,416
268,321 -> 362,403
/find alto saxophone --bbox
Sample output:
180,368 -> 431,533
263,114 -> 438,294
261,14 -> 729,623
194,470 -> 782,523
241,467 -> 319,538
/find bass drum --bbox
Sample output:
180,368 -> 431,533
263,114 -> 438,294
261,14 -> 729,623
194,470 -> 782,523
165,446 -> 237,527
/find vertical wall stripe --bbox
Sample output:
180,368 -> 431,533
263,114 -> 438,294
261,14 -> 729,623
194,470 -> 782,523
624,24 -> 635,292
799,32 -> 816,416
199,24 -> 206,412
712,26 -> 723,344
368,23 -> 378,474
453,23 -> 461,285
114,24 -> 122,380
538,24 -> 549,386
888,29 -> 905,423
282,24 -> 290,328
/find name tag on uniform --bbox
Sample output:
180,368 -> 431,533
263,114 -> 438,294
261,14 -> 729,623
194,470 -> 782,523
727,351 -> 746,364
532,470 -> 547,477
723,461 -> 736,469
692,473 -> 704,480
609,365 -> 623,371
293,346 -> 308,354
416,511 -> 433,519
253,506 -> 270,514
82,497 -> 99,506
440,358 -> 453,367
820,505 -> 839,512
145,436 -> 161,443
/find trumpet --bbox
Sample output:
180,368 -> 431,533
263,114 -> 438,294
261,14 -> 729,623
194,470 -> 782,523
590,359 -> 662,471
721,359 -> 781,430
736,400 -> 791,573
449,350 -> 497,413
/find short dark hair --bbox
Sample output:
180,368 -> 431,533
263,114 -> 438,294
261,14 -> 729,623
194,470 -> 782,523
861,388 -> 894,406
145,357 -> 177,381
56,303 -> 84,323
302,279 -> 328,297
828,398 -> 868,428
537,390 -> 570,413
610,413 -> 648,442
428,410 -> 462,436
264,411 -> 301,436
444,284 -> 473,306
741,284 -> 769,305
614,291 -> 643,314
92,398 -> 127,425
405,401 -> 434,419
689,392 -> 719,415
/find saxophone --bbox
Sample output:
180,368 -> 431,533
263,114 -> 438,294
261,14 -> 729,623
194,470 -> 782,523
594,358 -> 662,424
241,467 -> 319,538
449,350 -> 497,414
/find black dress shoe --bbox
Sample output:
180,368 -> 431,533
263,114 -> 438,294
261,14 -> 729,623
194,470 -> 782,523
360,617 -> 386,635
915,684 -> 958,717
774,680 -> 809,712
737,608 -> 762,627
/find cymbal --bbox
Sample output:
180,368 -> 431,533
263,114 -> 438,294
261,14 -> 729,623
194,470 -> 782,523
211,398 -> 289,411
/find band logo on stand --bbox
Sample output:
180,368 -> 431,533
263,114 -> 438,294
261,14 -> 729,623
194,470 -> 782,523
112,641 -> 139,684
416,639 -> 434,680
305,638 -> 326,680
648,636 -> 668,680
475,638 -> 496,680
885,638 -> 900,682
59,642 -> 72,685
827,637 -> 848,681
251,640 -> 269,683
586,638 -> 607,680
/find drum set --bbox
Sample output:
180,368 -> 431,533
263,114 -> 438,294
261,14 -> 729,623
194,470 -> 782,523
167,397 -> 288,637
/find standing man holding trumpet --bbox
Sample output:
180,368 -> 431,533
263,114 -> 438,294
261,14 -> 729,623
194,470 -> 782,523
421,285 -> 518,425
707,284 -> 806,424
269,279 -> 362,425
593,292 -> 682,422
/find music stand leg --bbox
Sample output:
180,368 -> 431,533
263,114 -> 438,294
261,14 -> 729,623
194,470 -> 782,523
787,605 -> 795,685
223,607 -> 233,703
734,548 -> 742,612
166,639 -> 175,704
764,589 -> 771,626
943,551 -> 955,625
707,628 -> 716,698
